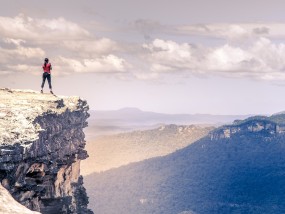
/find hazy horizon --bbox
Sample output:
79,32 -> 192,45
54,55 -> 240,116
90,106 -> 260,115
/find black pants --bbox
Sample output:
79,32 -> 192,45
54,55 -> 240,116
41,72 -> 52,89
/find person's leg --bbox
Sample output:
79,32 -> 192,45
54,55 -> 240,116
41,73 -> 47,92
47,74 -> 53,94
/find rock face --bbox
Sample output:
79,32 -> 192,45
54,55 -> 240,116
210,114 -> 285,140
0,88 -> 93,214
0,184 -> 41,214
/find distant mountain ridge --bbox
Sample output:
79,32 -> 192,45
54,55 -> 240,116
211,113 -> 285,140
85,112 -> 285,214
86,108 -> 252,137
91,107 -> 252,124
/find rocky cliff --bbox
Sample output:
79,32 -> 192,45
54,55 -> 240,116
0,88 -> 93,214
210,114 -> 285,140
0,184 -> 40,214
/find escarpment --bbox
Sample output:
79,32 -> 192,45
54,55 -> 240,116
0,88 -> 93,214
210,114 -> 285,140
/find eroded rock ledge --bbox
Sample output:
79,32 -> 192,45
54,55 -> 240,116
0,88 -> 93,214
210,114 -> 285,140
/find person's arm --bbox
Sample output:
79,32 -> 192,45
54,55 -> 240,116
50,64 -> 52,70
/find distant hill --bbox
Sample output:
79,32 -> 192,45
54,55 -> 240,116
85,108 -> 252,137
81,124 -> 214,175
85,113 -> 285,214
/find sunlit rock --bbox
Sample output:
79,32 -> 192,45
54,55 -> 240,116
0,88 -> 93,214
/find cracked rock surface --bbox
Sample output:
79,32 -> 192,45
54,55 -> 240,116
0,88 -> 93,214
0,184 -> 40,214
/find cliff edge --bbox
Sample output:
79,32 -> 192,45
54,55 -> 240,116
0,88 -> 93,214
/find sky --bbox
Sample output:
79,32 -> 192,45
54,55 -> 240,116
1,0 -> 285,114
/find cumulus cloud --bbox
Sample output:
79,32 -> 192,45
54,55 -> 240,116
0,38 -> 45,64
0,14 -> 127,75
143,39 -> 204,73
0,13 -> 90,41
133,22 -> 285,81
176,23 -> 285,42
2,13 -> 285,82
56,55 -> 129,74
2,54 -> 130,76
142,37 -> 285,81
61,38 -> 118,57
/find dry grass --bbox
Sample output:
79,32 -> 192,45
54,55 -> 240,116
81,124 -> 214,175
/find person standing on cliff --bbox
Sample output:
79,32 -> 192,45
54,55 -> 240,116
41,58 -> 53,94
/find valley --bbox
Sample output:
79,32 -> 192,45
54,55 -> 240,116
83,113 -> 285,214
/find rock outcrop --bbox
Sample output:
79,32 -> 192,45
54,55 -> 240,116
210,115 -> 285,140
0,184 -> 40,214
0,88 -> 93,214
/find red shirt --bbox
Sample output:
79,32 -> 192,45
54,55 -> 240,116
43,63 -> 52,73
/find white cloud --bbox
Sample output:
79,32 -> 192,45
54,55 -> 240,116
3,38 -> 26,46
2,13 -> 285,82
176,23 -> 285,41
143,39 -> 198,71
12,46 -> 45,59
0,14 -> 90,41
142,37 -> 285,81
57,55 -> 129,74
0,14 -> 126,75
61,38 -> 117,56
0,38 -> 45,64
206,44 -> 250,71
3,54 -> 129,76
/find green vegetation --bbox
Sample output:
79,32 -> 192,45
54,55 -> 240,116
84,115 -> 285,214
233,113 -> 285,126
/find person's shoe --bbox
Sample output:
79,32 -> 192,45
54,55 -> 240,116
41,89 -> 43,93
50,90 -> 54,94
